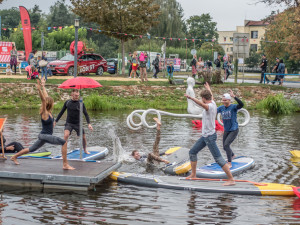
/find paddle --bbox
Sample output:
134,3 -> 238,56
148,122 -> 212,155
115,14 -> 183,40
292,187 -> 300,198
181,177 -> 267,186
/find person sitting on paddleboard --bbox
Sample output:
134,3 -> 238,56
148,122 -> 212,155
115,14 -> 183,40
54,89 -> 93,154
217,90 -> 244,168
131,118 -> 169,164
185,82 -> 235,186
10,78 -> 74,170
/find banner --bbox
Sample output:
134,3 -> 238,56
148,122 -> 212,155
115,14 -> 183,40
0,42 -> 13,63
19,6 -> 32,61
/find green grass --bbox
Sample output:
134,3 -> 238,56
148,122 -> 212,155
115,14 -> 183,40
256,93 -> 299,114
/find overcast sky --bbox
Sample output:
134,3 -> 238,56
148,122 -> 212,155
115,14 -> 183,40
1,0 -> 286,30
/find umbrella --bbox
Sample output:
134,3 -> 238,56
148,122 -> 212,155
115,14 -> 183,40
58,77 -> 102,159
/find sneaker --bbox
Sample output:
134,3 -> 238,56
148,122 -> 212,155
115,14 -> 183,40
129,77 -> 131,79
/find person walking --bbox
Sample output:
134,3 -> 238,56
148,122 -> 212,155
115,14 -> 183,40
39,52 -> 48,81
129,51 -> 138,79
153,54 -> 160,78
277,59 -> 285,86
217,90 -> 244,168
11,79 -> 74,170
259,54 -> 269,84
271,58 -> 280,85
10,45 -> 18,75
184,82 -> 235,186
139,52 -> 148,82
190,55 -> 197,78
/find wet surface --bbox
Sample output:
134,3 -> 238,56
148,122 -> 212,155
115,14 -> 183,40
0,109 -> 300,224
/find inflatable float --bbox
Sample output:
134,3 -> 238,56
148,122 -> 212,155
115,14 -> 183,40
55,146 -> 109,161
162,147 -> 191,175
193,156 -> 255,179
110,172 -> 297,196
6,150 -> 51,158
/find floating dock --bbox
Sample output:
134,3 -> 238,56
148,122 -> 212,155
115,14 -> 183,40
0,158 -> 121,191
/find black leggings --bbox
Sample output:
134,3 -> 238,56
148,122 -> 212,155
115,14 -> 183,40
4,142 -> 24,153
223,129 -> 239,162
10,64 -> 17,74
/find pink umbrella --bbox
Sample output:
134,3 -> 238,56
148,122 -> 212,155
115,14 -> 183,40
58,77 -> 102,159
58,77 -> 102,89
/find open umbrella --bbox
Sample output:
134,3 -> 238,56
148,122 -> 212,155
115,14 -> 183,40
58,77 -> 102,159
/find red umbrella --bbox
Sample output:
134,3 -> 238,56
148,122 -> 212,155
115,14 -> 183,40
58,77 -> 102,89
58,77 -> 102,159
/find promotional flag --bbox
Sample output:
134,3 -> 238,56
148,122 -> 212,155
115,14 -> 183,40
19,6 -> 32,61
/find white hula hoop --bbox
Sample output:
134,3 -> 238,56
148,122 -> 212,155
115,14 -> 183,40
141,109 -> 161,129
217,108 -> 250,127
126,110 -> 143,130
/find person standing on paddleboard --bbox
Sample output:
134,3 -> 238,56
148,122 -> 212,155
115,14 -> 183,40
184,82 -> 235,186
217,90 -> 244,168
10,79 -> 74,170
54,89 -> 93,154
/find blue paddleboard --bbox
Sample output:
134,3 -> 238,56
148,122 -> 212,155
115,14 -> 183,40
55,146 -> 109,161
195,156 -> 255,179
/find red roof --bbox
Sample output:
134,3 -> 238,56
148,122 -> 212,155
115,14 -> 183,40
245,21 -> 269,26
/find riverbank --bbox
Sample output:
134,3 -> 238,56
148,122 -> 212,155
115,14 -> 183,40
1,77 -> 300,111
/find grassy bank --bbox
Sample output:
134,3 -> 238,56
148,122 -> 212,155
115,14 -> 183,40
1,78 -> 299,113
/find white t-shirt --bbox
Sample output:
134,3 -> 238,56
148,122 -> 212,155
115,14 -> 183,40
202,100 -> 217,137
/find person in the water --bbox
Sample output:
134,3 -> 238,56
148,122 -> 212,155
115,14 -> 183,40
131,118 -> 169,164
10,78 -> 74,170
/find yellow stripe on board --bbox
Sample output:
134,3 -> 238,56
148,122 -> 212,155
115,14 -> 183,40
175,161 -> 191,175
257,183 -> 295,196
165,147 -> 181,155
290,150 -> 300,158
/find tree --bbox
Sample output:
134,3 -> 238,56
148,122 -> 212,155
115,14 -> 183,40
0,7 -> 20,38
186,14 -> 218,49
200,42 -> 224,55
255,0 -> 299,7
263,7 -> 300,62
70,0 -> 160,75
29,5 -> 42,27
48,0 -> 76,26
245,49 -> 261,68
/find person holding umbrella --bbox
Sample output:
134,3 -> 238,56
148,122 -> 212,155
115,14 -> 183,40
54,89 -> 93,154
10,78 -> 75,170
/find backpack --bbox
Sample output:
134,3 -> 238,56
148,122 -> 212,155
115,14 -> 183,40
214,59 -> 218,65
152,60 -> 155,66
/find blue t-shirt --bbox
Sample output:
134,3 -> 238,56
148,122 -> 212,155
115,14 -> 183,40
217,104 -> 239,131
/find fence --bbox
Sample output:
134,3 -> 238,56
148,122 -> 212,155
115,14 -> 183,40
264,73 -> 300,84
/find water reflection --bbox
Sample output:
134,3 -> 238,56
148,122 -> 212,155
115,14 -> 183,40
1,109 -> 300,224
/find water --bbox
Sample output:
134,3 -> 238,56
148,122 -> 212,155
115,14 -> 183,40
1,109 -> 300,224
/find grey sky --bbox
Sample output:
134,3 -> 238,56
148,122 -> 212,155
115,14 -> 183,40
1,0 -> 286,30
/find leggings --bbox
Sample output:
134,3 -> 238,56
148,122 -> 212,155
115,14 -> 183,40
4,142 -> 24,153
223,129 -> 239,162
29,133 -> 66,152
10,64 -> 17,74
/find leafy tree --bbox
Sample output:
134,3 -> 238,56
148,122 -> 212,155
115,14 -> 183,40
70,0 -> 160,75
263,7 -> 300,62
0,7 -> 20,38
29,5 -> 42,27
186,14 -> 218,49
48,0 -> 76,26
255,0 -> 299,7
200,42 -> 224,56
245,49 -> 261,68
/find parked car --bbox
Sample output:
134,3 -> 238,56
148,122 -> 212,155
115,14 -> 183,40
107,61 -> 117,74
48,53 -> 107,76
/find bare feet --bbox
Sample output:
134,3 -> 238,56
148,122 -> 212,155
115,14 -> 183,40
63,164 -> 75,170
223,180 -> 235,186
186,174 -> 196,179
10,156 -> 20,165
84,151 -> 91,155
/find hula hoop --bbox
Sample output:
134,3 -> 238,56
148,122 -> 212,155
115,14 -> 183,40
217,108 -> 250,127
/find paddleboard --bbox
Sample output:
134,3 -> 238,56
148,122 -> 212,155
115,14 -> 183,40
6,150 -> 51,158
110,172 -> 296,196
194,156 -> 255,179
162,147 -> 191,175
55,146 -> 109,161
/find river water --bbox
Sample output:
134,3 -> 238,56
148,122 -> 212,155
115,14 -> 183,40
0,109 -> 300,224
